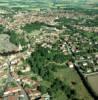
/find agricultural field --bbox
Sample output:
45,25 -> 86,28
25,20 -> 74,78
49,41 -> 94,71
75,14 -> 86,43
0,0 -> 98,10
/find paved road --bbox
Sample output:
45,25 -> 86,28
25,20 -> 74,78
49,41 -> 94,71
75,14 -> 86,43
65,41 -> 72,55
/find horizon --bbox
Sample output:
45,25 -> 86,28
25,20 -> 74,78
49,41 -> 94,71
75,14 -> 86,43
0,0 -> 98,10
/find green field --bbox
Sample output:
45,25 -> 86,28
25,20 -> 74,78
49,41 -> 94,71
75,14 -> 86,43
40,68 -> 93,100
53,68 -> 93,100
0,0 -> 97,10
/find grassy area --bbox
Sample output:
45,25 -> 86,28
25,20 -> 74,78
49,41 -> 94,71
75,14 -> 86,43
53,68 -> 93,100
22,22 -> 43,33
52,90 -> 68,100
40,67 -> 93,100
0,34 -> 17,53
22,22 -> 55,33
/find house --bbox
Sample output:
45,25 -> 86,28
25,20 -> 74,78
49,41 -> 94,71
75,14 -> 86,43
18,44 -> 23,51
11,59 -> 20,65
41,93 -> 50,100
67,61 -> 74,68
22,77 -> 39,87
8,95 -> 16,100
87,69 -> 92,73
4,87 -> 21,96
25,89 -> 41,100
87,55 -> 92,59
0,72 -> 7,79
21,66 -> 31,73
80,56 -> 85,60
95,53 -> 98,58
93,66 -> 98,72
83,62 -> 88,66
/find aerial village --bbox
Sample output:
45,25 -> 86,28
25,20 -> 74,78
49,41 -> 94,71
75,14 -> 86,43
0,1 -> 98,100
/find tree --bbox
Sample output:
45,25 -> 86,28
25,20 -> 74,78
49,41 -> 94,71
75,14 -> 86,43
0,25 -> 4,33
38,85 -> 48,94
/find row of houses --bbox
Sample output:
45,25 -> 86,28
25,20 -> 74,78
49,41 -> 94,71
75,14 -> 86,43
75,53 -> 98,74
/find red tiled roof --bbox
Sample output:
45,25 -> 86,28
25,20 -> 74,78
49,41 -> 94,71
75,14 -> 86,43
8,95 -> 16,100
6,87 -> 20,92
